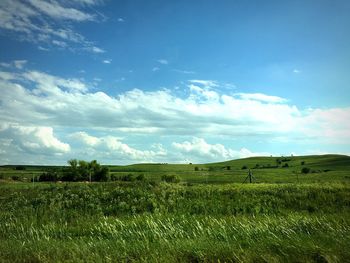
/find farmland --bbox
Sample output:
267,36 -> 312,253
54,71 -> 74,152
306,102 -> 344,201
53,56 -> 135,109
1,154 -> 350,262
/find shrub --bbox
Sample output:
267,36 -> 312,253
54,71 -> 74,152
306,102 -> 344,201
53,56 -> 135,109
301,161 -> 305,165
94,167 -> 110,182
194,166 -> 199,171
226,166 -> 231,170
11,175 -> 20,181
136,174 -> 145,181
301,167 -> 311,174
241,165 -> 248,170
121,174 -> 135,182
39,170 -> 59,182
282,163 -> 289,168
161,174 -> 180,183
15,166 -> 26,170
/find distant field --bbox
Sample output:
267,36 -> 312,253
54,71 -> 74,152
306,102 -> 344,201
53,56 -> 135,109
2,154 -> 350,184
0,154 -> 350,262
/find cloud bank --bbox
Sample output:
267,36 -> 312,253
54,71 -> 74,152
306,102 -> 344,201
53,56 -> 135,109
0,64 -> 349,164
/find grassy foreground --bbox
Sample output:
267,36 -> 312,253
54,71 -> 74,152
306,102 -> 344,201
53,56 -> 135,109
1,154 -> 350,262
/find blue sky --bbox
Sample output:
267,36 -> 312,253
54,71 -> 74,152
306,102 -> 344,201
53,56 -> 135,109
0,0 -> 349,164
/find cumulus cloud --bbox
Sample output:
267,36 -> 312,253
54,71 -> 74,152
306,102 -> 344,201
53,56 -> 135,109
1,68 -> 350,164
173,137 -> 270,163
0,0 -> 104,52
0,69 -> 349,144
0,123 -> 70,154
69,132 -> 167,162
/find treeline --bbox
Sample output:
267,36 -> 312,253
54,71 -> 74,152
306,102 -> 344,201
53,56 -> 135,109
39,159 -> 109,182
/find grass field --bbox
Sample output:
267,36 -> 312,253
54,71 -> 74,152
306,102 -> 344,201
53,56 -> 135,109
0,154 -> 350,262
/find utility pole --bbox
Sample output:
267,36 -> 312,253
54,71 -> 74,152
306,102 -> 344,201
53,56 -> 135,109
243,169 -> 255,183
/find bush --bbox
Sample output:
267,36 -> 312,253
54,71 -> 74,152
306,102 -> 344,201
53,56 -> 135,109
39,170 -> 59,182
11,175 -> 20,181
15,166 -> 26,170
161,174 -> 180,183
121,174 -> 135,182
301,167 -> 311,174
282,163 -> 289,168
136,174 -> 145,181
301,161 -> 305,165
63,159 -> 109,182
94,167 -> 110,182
194,167 -> 199,171
241,165 -> 248,170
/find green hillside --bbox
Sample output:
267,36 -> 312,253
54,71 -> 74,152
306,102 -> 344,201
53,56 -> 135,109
106,154 -> 350,184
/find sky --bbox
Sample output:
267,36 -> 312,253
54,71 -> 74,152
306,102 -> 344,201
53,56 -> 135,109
0,0 -> 349,165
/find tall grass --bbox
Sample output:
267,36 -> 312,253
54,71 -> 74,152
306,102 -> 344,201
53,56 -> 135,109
1,181 -> 350,262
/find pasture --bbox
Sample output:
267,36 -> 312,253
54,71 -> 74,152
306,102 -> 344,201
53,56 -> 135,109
0,154 -> 350,262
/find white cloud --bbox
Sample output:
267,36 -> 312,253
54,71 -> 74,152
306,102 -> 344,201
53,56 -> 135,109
0,71 -> 16,81
173,137 -> 270,162
152,67 -> 160,72
38,46 -> 49,51
72,0 -> 102,5
173,69 -> 196,74
0,60 -> 28,70
52,39 -> 67,47
13,60 -> 27,69
0,0 -> 104,53
69,131 -> 99,146
118,18 -> 124,22
103,59 -> 111,64
70,132 -> 167,162
88,46 -> 105,53
157,59 -> 168,65
28,0 -> 95,21
23,70 -> 88,93
189,79 -> 218,88
235,93 -> 287,103
293,69 -> 301,73
0,123 -> 70,154
189,84 -> 220,101
0,68 -> 349,165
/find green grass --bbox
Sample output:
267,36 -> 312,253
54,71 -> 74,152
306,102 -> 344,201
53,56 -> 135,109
1,154 -> 350,262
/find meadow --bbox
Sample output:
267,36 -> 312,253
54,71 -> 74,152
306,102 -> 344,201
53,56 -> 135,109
0,154 -> 350,262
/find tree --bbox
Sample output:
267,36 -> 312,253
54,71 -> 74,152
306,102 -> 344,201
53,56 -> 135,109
78,160 -> 89,181
93,166 -> 110,182
63,159 -> 79,181
301,167 -> 310,174
63,159 -> 109,182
